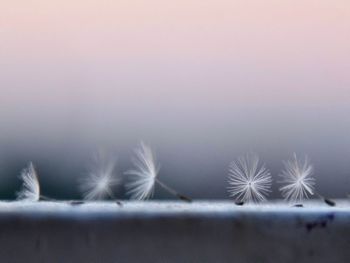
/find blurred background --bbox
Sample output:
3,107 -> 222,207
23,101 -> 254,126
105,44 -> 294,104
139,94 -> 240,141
0,0 -> 349,200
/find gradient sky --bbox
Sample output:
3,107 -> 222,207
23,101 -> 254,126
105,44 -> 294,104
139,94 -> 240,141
0,0 -> 349,199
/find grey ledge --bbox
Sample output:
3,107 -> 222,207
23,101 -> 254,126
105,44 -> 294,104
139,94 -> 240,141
0,200 -> 349,263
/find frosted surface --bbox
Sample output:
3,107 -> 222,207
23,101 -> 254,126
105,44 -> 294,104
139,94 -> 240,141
0,200 -> 348,216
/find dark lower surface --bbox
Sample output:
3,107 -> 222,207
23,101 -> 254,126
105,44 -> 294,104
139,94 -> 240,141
0,201 -> 349,263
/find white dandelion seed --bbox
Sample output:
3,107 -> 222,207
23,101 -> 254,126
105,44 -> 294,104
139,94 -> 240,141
17,162 -> 40,202
79,151 -> 120,200
227,154 -> 272,203
125,142 -> 191,201
279,153 -> 315,203
125,142 -> 159,200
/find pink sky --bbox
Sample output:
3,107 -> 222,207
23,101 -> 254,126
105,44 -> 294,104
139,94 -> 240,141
0,1 -> 350,197
0,0 -> 349,143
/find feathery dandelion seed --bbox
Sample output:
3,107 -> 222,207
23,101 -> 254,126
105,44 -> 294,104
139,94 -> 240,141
79,151 -> 120,200
125,142 -> 191,201
125,142 -> 159,200
17,162 -> 40,202
279,153 -> 315,203
227,154 -> 272,203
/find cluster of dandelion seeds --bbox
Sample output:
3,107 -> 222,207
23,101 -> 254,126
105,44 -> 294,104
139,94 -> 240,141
10,148 -> 329,205
227,153 -> 318,204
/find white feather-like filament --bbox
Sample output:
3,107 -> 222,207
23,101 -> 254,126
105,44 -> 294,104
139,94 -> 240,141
79,151 -> 120,200
227,153 -> 272,203
17,162 -> 40,202
279,153 -> 315,203
125,142 -> 160,200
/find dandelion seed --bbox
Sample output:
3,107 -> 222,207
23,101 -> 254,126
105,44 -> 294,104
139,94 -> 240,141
314,192 -> 336,207
234,200 -> 245,206
79,151 -> 120,200
17,162 -> 40,202
125,142 -> 191,202
125,142 -> 159,200
323,198 -> 336,207
279,153 -> 315,203
69,200 -> 85,206
293,204 -> 304,208
227,153 -> 272,203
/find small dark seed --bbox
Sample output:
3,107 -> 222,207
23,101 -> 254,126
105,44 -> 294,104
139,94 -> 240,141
177,194 -> 192,202
69,201 -> 85,205
293,204 -> 304,207
324,198 -> 336,207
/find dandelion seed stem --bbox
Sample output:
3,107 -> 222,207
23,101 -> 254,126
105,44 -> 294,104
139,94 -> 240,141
314,191 -> 336,207
155,179 -> 192,202
108,192 -> 123,205
234,200 -> 244,206
39,195 -> 55,201
292,204 -> 304,208
69,200 -> 85,205
108,191 -> 116,200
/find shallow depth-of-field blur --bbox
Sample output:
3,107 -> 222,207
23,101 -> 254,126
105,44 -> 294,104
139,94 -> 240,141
0,0 -> 349,200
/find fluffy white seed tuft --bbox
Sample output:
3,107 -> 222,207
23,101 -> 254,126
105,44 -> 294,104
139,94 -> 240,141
279,153 -> 315,203
17,162 -> 40,202
125,142 -> 160,200
227,154 -> 272,203
79,151 -> 120,200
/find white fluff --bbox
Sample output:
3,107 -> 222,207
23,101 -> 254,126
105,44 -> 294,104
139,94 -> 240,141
125,142 -> 160,200
227,154 -> 272,203
17,162 -> 40,202
279,153 -> 315,203
79,151 -> 120,200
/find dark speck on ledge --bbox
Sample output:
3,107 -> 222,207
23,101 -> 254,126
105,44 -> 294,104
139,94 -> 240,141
69,200 -> 85,205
